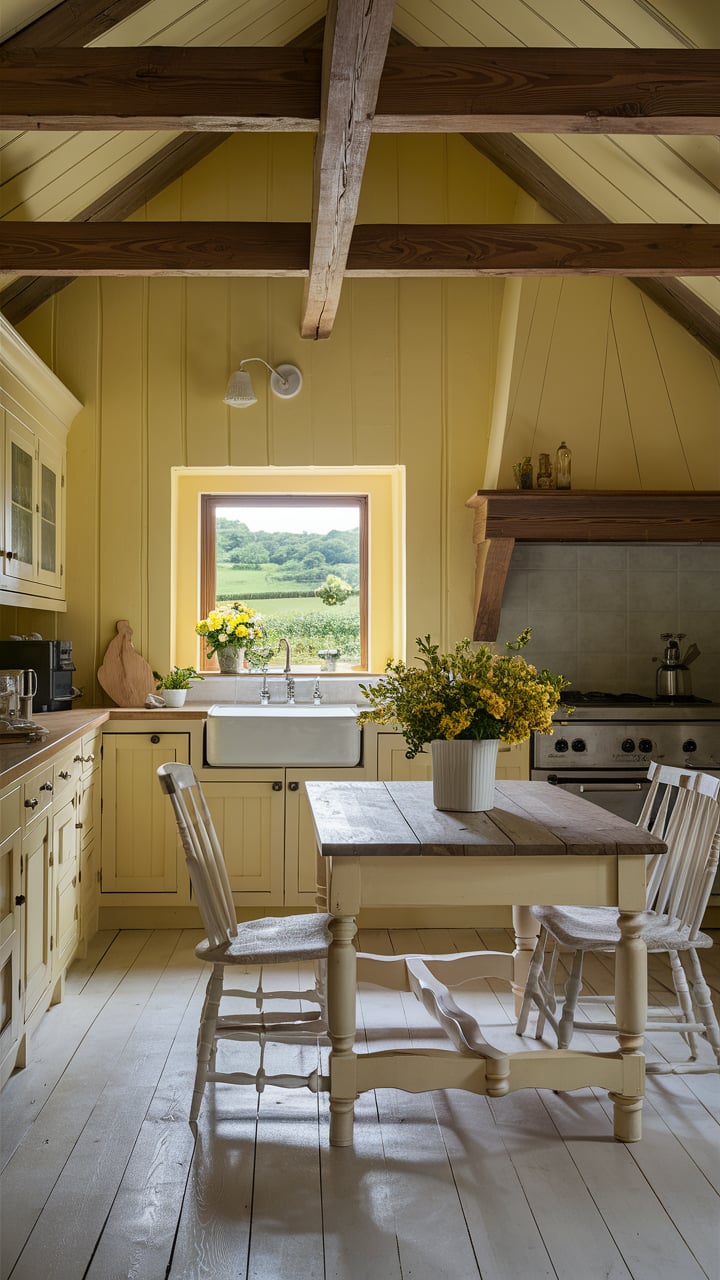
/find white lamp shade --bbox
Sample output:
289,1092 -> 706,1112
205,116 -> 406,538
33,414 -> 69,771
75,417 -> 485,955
224,368 -> 257,408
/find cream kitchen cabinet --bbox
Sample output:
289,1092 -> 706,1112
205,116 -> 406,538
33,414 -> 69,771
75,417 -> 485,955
202,776 -> 285,905
0,785 -> 22,1085
284,766 -> 372,906
100,731 -> 190,902
0,316 -> 82,610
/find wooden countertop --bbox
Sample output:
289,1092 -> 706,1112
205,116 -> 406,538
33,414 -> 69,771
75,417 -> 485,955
0,705 -> 208,788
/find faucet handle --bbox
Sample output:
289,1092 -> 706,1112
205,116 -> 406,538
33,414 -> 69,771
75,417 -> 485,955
312,677 -> 322,705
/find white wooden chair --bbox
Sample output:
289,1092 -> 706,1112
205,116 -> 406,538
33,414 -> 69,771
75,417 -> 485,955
157,762 -> 331,1125
516,762 -> 720,1074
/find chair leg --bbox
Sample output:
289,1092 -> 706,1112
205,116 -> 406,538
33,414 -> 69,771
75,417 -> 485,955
668,948 -> 700,1059
535,941 -> 560,1039
191,964 -> 224,1126
684,949 -> 720,1066
516,927 -> 548,1036
557,949 -> 584,1049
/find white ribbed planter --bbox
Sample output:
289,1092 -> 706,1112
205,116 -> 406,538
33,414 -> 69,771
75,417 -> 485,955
162,688 -> 187,707
430,738 -> 499,812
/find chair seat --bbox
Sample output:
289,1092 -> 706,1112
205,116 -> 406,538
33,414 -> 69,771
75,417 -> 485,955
531,904 -> 713,953
196,912 -> 332,966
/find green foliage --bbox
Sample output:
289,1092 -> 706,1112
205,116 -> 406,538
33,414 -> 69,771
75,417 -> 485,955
252,611 -> 361,664
315,573 -> 353,607
358,631 -> 569,758
153,665 -> 203,691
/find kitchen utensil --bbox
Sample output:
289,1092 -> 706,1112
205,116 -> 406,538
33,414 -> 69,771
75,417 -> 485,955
18,669 -> 37,722
656,632 -> 693,699
97,620 -> 156,707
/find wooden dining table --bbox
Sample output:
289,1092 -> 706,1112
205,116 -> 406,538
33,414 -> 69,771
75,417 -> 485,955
305,778 -> 667,1149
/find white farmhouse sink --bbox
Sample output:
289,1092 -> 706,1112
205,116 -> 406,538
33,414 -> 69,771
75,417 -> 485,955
205,703 -> 362,767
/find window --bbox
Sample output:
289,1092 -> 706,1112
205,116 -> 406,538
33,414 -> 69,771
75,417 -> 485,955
171,466 -> 405,677
200,494 -> 368,671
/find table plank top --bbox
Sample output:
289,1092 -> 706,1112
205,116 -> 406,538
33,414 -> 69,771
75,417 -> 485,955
305,779 -> 666,859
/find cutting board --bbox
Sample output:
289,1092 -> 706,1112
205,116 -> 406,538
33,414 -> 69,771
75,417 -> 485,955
98,620 -> 156,707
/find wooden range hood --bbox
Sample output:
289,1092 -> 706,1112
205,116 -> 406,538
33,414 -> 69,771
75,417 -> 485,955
466,490 -> 720,641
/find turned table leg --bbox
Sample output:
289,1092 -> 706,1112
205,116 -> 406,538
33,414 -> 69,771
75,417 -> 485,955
512,904 -> 541,1016
610,909 -> 647,1142
327,914 -> 358,1147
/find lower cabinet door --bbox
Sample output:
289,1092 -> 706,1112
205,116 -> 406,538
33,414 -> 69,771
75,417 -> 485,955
495,741 -> 530,780
202,779 -> 284,904
377,733 -> 433,781
0,829 -> 23,1084
22,815 -> 51,1019
52,800 -> 80,977
101,733 -> 190,896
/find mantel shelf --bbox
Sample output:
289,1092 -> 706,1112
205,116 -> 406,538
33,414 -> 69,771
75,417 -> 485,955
465,490 -> 720,640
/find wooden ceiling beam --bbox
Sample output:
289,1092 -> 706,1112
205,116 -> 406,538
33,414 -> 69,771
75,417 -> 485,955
1,47 -> 718,134
2,222 -> 718,277
1,0 -> 152,48
301,0 -> 395,340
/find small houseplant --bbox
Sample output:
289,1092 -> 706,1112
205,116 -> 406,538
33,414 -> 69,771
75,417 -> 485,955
195,602 -> 265,672
358,630 -> 568,811
153,665 -> 204,707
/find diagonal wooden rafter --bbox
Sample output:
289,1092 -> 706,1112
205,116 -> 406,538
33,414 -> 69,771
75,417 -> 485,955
302,0 -> 396,341
1,0 -> 152,48
464,132 -> 720,358
2,222 -> 718,277
1,47 -> 719,133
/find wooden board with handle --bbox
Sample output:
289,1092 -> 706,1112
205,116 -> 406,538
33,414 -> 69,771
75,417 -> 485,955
97,620 -> 156,707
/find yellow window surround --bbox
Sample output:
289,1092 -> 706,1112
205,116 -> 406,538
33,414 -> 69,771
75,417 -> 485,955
171,466 -> 406,673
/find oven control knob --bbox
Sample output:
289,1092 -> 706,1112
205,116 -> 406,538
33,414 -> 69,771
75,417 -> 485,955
554,738 -> 569,753
682,739 -> 697,754
638,738 -> 653,754
621,738 -> 635,753
571,738 -> 586,752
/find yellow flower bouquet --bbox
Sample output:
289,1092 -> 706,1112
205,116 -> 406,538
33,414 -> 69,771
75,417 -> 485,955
195,601 -> 265,660
359,629 -> 568,759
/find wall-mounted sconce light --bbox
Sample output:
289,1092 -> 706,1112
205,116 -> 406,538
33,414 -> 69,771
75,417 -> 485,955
223,358 -> 303,408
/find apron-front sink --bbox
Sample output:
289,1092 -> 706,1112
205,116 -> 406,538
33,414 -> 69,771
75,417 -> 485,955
205,703 -> 362,767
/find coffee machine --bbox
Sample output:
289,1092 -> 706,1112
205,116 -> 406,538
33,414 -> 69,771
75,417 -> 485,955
0,639 -> 81,712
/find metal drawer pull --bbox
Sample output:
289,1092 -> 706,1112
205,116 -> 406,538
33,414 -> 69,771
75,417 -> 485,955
40,782 -> 53,792
24,797 -> 38,809
288,781 -> 300,792
272,781 -> 283,792
579,783 -> 643,793
73,754 -> 83,763
59,770 -> 72,780
15,894 -> 26,906
84,753 -> 95,763
75,821 -> 83,829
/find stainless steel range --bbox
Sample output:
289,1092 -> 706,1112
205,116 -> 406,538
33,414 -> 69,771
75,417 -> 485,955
532,691 -> 720,824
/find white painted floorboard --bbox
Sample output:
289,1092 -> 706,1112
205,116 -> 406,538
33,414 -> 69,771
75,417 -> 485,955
0,928 -> 718,1280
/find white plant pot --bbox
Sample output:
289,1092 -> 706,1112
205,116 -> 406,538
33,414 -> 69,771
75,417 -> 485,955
430,738 -> 499,812
162,688 -> 187,707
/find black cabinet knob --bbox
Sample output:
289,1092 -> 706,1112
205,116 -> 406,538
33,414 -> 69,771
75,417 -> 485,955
271,781 -> 283,792
150,734 -> 161,744
288,781 -> 300,792
15,894 -> 26,906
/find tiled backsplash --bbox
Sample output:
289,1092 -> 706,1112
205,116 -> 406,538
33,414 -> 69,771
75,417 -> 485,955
495,543 -> 720,703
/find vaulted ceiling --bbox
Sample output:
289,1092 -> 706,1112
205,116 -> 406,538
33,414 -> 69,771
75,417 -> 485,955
1,0 -> 718,353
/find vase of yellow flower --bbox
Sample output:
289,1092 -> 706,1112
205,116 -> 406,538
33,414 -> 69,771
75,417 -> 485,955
195,602 -> 264,672
359,630 -> 568,812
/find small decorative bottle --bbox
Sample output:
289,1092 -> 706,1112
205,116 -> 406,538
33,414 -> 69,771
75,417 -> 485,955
512,456 -> 533,489
536,452 -> 553,489
555,441 -> 572,490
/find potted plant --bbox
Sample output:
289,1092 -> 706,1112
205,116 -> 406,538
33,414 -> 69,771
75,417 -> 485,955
358,630 -> 568,811
195,602 -> 265,673
153,665 -> 204,707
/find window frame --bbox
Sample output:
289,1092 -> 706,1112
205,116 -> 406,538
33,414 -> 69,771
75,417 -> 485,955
199,492 -> 369,672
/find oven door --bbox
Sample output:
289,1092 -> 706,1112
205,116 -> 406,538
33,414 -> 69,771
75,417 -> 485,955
531,769 -> 650,823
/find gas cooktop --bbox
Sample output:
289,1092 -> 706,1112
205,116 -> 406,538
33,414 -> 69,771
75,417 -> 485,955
560,690 -> 712,707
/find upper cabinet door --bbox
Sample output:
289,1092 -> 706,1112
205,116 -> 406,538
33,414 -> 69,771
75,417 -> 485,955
36,438 -> 64,592
4,415 -> 36,584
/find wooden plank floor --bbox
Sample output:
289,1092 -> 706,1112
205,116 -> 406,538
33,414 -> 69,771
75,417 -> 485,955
1,928 -> 718,1280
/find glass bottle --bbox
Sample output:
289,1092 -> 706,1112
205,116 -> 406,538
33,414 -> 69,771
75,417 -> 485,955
536,453 -> 553,489
556,441 -> 572,490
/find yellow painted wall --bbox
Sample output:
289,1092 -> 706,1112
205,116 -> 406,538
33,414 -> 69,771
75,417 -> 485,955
4,133 -> 720,702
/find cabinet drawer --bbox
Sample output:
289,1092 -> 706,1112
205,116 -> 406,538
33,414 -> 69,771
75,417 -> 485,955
0,785 -> 21,843
23,767 -> 54,824
72,731 -> 100,776
53,750 -> 80,806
